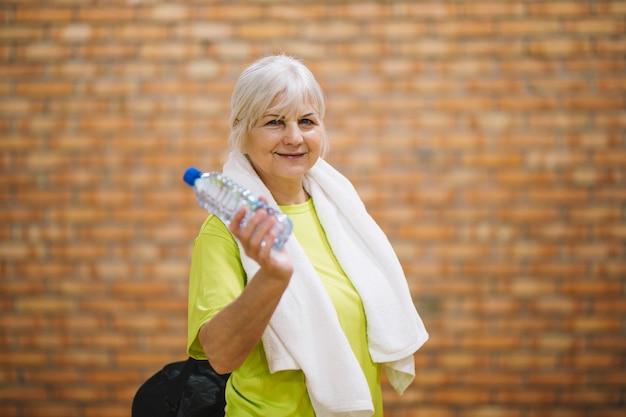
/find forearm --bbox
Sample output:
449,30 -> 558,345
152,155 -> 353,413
199,206 -> 293,374
199,268 -> 290,374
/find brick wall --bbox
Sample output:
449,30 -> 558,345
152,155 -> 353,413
1,1 -> 624,416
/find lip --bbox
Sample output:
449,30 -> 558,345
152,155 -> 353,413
275,152 -> 306,158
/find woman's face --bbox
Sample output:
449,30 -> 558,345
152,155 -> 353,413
243,98 -> 325,189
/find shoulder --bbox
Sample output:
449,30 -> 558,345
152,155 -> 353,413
194,215 -> 239,255
199,214 -> 230,235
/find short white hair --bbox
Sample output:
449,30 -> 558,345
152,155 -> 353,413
228,54 -> 328,156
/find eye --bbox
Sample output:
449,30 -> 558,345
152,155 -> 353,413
265,119 -> 284,126
299,118 -> 315,126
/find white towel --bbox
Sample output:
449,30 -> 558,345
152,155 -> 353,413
223,151 -> 428,417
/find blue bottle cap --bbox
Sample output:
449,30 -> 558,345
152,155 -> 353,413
183,166 -> 203,186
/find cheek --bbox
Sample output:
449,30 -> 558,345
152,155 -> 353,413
307,131 -> 325,152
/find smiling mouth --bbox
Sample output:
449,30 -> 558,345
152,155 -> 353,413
275,152 -> 305,158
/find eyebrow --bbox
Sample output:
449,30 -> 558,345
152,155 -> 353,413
262,112 -> 317,119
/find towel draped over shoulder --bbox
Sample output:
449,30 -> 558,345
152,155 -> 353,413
222,151 -> 428,417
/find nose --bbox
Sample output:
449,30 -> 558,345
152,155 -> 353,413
283,121 -> 303,144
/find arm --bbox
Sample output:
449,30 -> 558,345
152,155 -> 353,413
198,206 -> 293,375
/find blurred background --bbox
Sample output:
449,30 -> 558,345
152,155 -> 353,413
1,1 -> 624,416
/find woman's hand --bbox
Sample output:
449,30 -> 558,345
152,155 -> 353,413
228,200 -> 293,282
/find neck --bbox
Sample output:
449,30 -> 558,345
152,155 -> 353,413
243,154 -> 310,205
269,183 -> 310,205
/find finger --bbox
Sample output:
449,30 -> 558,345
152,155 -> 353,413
229,207 -> 248,234
248,210 -> 275,249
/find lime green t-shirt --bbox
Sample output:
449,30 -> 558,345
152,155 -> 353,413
187,199 -> 382,417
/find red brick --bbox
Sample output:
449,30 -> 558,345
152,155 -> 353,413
53,386 -> 111,402
504,278 -> 558,296
529,223 -> 587,240
601,372 -> 626,385
432,388 -> 491,404
18,333 -> 74,349
596,224 -> 626,239
496,170 -> 558,186
498,353 -> 559,369
77,7 -> 136,21
595,187 -> 626,203
391,3 -> 458,18
497,19 -> 562,35
2,2 -> 625,416
0,99 -> 45,114
460,335 -> 521,349
461,373 -> 523,386
500,58 -> 559,74
571,206 -> 622,223
142,4 -> 190,21
597,2 -> 626,14
0,406 -> 18,417
592,411 -> 626,417
563,389 -> 620,406
21,405 -> 79,417
528,334 -> 585,350
84,370 -> 143,384
565,57 -> 625,73
565,18 -> 625,35
528,260 -> 589,277
83,405 -> 128,417
465,2 -> 525,16
0,386 -> 49,401
14,8 -> 73,22
528,410 -> 586,417
595,38 -> 626,54
565,94 -> 624,110
368,21 -> 427,39
499,95 -> 560,110
16,297 -> 75,313
529,2 -> 591,16
15,262 -> 73,279
198,5 -> 263,20
16,42 -> 73,60
0,281 -> 45,295
528,297 -> 585,315
497,390 -> 557,404
0,26 -> 45,40
465,408 -> 522,417
0,351 -> 48,366
529,77 -> 590,92
563,279 -> 622,294
53,351 -> 111,368
529,39 -> 592,56
434,20 -> 495,36
388,406 -> 457,417
22,369 -> 80,384
75,44 -> 137,59
0,64 -> 46,78
144,331 -> 187,350
497,207 -> 559,223
528,188 -> 588,204
115,352 -> 181,367
564,318 -> 621,333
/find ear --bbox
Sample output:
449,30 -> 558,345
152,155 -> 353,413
233,119 -> 248,153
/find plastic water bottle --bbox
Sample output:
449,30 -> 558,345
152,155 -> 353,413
183,167 -> 293,250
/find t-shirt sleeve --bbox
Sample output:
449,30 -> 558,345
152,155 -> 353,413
187,215 -> 247,359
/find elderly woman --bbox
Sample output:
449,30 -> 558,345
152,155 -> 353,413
187,54 -> 428,417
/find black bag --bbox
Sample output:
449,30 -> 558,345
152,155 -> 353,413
132,357 -> 230,417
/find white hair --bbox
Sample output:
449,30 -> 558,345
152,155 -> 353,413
228,54 -> 328,156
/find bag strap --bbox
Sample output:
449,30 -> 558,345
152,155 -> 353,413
166,358 -> 197,413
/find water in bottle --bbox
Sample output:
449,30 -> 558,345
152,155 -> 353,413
183,167 -> 292,250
